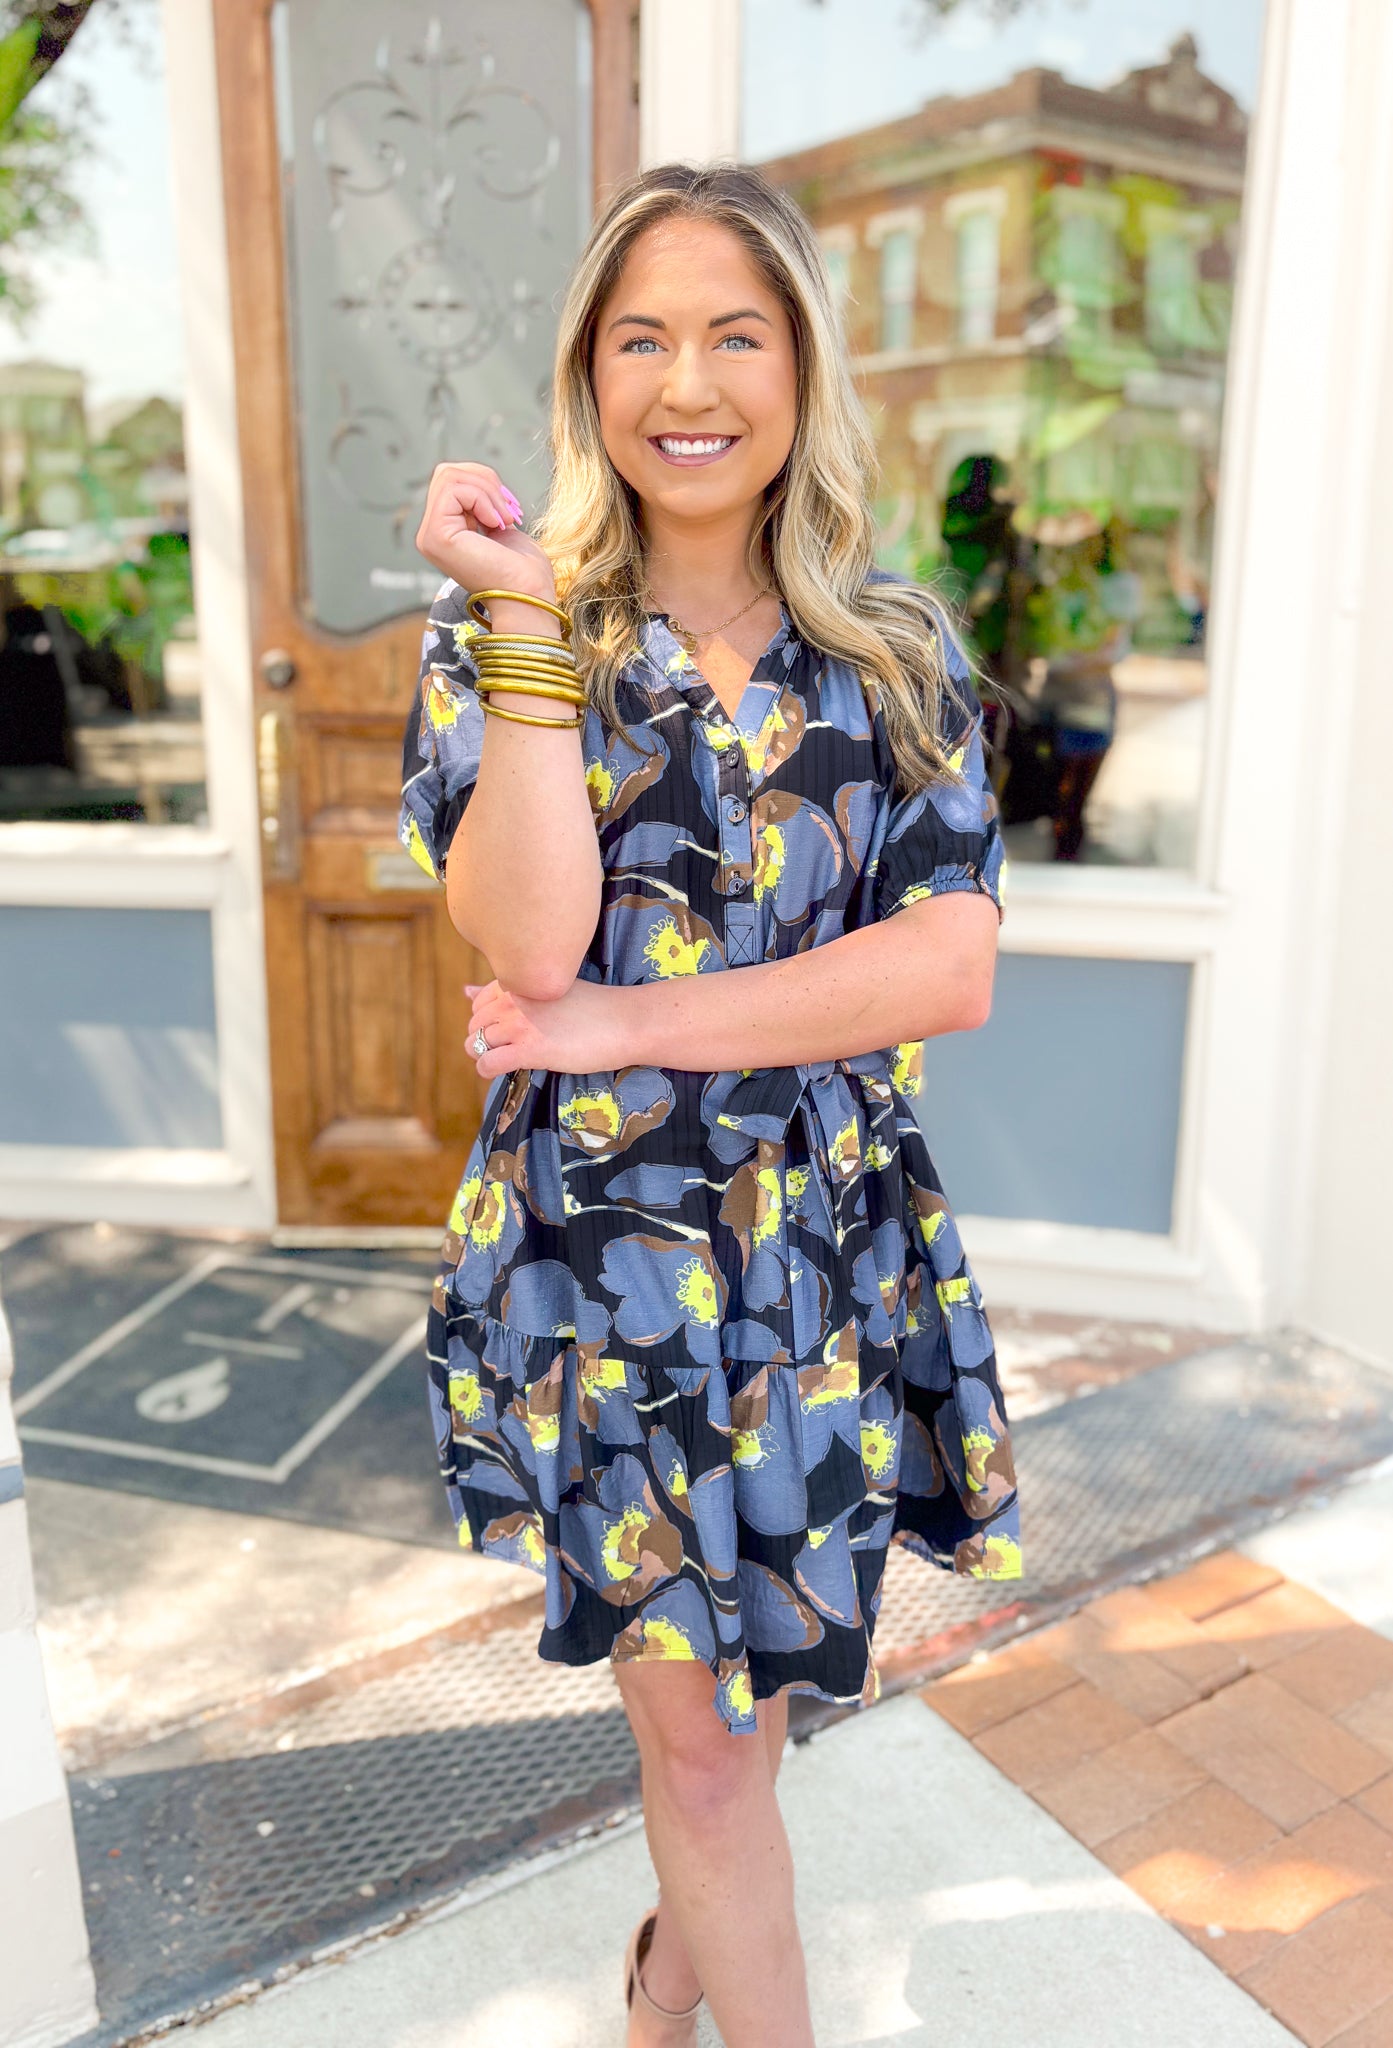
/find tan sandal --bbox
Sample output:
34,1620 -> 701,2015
624,1903 -> 704,2032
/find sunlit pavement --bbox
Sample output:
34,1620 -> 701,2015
149,1693 -> 1299,2048
140,1477 -> 1393,2048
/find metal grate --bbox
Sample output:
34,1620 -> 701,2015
71,1331 -> 1393,2044
873,1333 -> 1389,1655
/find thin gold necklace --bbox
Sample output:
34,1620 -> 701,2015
646,583 -> 775,657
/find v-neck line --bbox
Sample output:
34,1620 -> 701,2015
639,600 -> 797,733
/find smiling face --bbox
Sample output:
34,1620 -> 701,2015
589,217 -> 799,533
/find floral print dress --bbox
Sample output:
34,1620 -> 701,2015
398,575 -> 1021,1737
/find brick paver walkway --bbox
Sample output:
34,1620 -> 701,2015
922,1550 -> 1393,2046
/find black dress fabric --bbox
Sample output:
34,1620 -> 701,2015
398,578 -> 1020,1735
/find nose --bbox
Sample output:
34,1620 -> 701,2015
660,339 -> 722,416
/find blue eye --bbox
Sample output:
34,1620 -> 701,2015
718,332 -> 762,351
619,335 -> 661,354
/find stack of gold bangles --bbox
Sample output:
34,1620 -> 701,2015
465,588 -> 586,728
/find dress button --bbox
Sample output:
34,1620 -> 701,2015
726,873 -> 748,895
727,799 -> 747,824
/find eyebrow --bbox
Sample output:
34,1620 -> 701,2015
605,307 -> 774,334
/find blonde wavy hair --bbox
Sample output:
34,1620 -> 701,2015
532,161 -> 966,791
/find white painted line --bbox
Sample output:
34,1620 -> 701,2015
17,1425 -> 281,1483
183,1332 -> 303,1360
232,1256 -> 431,1292
273,1317 -> 428,1480
13,1247 -> 230,1419
254,1280 -> 317,1332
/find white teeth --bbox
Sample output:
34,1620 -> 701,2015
658,436 -> 734,455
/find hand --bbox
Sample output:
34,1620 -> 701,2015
416,461 -> 556,600
464,977 -> 633,1079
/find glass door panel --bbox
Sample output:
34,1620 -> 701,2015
272,0 -> 593,635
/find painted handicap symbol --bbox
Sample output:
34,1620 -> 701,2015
136,1357 -> 232,1423
17,1252 -> 429,1481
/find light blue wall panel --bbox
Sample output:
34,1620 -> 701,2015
917,954 -> 1190,1235
0,906 -> 222,1150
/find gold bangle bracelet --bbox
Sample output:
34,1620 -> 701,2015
476,679 -> 587,706
475,654 -> 576,675
473,634 -> 577,657
474,636 -> 577,657
474,652 -> 579,675
480,698 -> 581,729
467,589 -> 573,635
475,663 -> 587,692
471,631 -> 575,652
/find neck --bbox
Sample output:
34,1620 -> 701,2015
639,496 -> 768,616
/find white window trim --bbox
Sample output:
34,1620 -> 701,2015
640,0 -> 741,164
0,0 -> 275,1230
942,186 -> 1008,229
1050,185 -> 1127,227
864,205 -> 924,249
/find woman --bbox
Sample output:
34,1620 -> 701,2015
399,163 -> 1020,2048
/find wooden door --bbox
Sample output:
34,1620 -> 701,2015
213,0 -> 639,1225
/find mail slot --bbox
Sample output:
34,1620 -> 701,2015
365,846 -> 439,893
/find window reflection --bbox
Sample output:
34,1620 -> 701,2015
0,15 -> 204,827
745,5 -> 1262,868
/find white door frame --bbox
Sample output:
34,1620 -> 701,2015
0,0 -> 275,1231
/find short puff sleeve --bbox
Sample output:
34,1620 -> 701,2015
871,608 -> 1005,922
398,579 -> 486,883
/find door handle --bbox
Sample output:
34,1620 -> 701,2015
257,708 -> 300,879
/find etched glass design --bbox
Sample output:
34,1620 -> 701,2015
273,2 -> 593,633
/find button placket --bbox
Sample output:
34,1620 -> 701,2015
712,720 -> 759,965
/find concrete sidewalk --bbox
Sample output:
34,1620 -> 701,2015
153,1695 -> 1297,2048
142,1469 -> 1393,2048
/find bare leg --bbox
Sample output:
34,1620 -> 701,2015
616,1662 -> 812,2048
636,1685 -> 790,2021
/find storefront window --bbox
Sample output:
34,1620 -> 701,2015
742,0 -> 1265,870
0,11 -> 204,827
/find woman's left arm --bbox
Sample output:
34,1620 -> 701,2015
625,891 -> 996,1066
463,891 -> 997,1079
466,611 -> 1005,1078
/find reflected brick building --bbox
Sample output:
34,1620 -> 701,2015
756,34 -> 1246,656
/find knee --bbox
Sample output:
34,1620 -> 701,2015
619,1672 -> 765,1828
651,1729 -> 762,1834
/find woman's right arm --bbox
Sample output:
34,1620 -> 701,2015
414,462 -> 602,1002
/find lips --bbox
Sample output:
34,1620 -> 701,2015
648,434 -> 740,468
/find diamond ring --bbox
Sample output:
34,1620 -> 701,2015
473,1028 -> 489,1056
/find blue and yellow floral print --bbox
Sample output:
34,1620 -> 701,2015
399,575 -> 1020,1736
